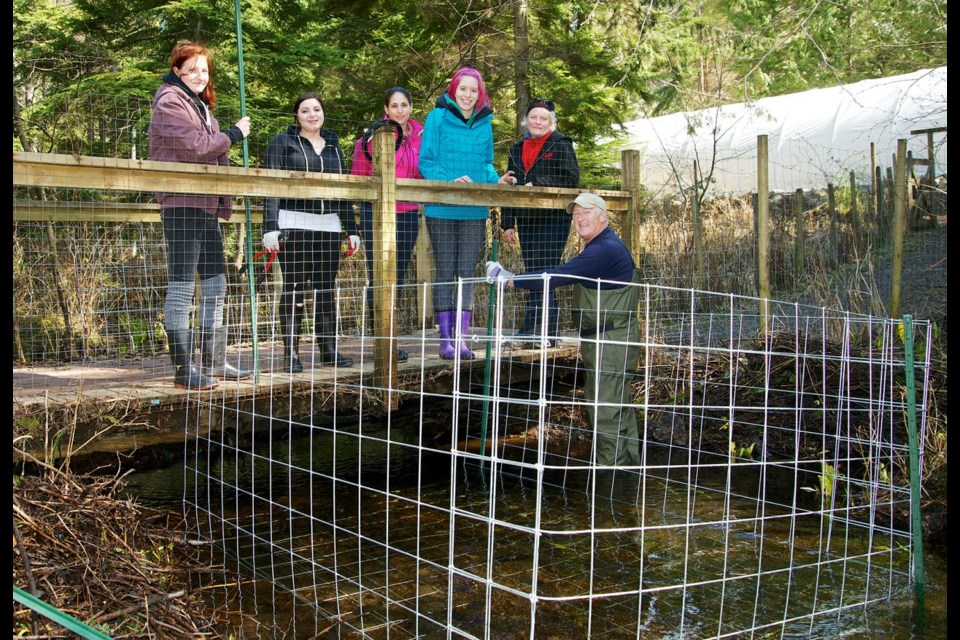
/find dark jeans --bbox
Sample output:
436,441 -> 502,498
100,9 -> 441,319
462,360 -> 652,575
359,202 -> 420,313
515,214 -> 569,335
275,228 -> 342,341
161,207 -> 225,283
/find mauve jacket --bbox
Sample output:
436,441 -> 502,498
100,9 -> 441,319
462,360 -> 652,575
351,117 -> 424,214
148,77 -> 234,219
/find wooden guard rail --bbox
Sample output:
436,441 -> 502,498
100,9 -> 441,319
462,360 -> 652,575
13,143 -> 642,399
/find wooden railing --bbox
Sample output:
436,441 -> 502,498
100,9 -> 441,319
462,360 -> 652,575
13,140 -> 642,394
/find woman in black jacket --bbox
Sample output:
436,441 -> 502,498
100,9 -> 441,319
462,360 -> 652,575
500,98 -> 580,343
261,92 -> 358,371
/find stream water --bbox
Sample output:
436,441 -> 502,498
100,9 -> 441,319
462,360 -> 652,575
122,411 -> 947,640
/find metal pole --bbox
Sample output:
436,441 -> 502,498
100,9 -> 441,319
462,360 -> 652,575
478,236 -> 499,462
235,0 -> 259,382
902,314 -> 925,599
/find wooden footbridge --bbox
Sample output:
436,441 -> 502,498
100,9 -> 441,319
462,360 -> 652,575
12,332 -> 580,464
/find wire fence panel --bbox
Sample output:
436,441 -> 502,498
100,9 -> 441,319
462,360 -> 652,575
179,279 -> 929,638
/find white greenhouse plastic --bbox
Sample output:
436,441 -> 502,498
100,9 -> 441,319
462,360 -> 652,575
617,66 -> 947,195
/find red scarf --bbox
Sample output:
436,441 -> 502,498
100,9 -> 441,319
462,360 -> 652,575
521,135 -> 549,172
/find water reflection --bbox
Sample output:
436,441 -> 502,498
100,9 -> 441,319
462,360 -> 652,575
126,421 -> 947,640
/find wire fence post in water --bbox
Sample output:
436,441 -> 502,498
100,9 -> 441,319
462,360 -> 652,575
479,235 -> 499,463
234,0 -> 259,382
902,314 -> 925,601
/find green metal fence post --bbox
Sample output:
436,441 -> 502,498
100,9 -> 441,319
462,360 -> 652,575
235,0 -> 259,382
13,586 -> 113,639
478,236 -> 499,463
902,314 -> 925,599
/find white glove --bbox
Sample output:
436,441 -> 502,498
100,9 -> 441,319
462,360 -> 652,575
485,261 -> 514,283
262,231 -> 282,251
344,234 -> 362,257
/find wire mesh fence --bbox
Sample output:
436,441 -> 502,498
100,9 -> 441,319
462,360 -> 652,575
180,279 -> 930,638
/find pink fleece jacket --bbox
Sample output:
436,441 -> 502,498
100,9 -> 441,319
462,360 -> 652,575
351,117 -> 424,214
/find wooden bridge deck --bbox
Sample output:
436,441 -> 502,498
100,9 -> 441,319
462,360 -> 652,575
13,332 -> 579,460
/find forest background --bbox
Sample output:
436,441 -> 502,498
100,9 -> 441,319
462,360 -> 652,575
13,0 -> 947,187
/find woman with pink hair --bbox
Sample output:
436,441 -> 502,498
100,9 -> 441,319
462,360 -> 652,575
418,67 -> 514,359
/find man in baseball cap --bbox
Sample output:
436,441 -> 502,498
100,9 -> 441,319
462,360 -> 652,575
565,192 -> 607,214
486,191 -> 642,471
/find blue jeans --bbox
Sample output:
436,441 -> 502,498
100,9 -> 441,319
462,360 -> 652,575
160,207 -> 227,331
359,202 -> 420,313
161,207 -> 225,283
425,217 -> 487,312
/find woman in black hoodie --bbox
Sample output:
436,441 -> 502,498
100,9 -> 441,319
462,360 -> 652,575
261,92 -> 358,372
499,98 -> 580,344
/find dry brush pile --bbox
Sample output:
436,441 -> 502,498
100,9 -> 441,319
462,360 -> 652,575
12,466 -> 227,638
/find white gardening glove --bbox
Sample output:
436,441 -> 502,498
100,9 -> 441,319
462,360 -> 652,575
485,261 -> 514,283
262,231 -> 282,252
344,234 -> 362,257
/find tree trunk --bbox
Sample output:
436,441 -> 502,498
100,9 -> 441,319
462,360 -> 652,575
513,0 -> 530,131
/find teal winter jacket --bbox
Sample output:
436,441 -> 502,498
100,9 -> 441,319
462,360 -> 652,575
418,95 -> 500,221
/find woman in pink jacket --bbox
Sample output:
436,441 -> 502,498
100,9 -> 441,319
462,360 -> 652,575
351,87 -> 424,362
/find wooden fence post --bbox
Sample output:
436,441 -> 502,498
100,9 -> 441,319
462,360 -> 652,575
906,150 -> 917,229
371,126 -> 399,401
756,135 -> 770,334
752,192 -> 759,295
692,160 -> 703,290
890,139 -> 907,319
827,183 -> 838,266
414,211 -> 433,328
620,149 -> 643,268
868,142 -> 876,222
886,166 -> 895,234
848,170 -> 860,253
875,165 -> 885,243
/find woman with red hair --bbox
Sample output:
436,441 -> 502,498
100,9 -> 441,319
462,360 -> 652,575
148,40 -> 253,389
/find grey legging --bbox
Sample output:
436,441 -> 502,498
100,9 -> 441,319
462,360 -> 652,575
425,217 -> 487,312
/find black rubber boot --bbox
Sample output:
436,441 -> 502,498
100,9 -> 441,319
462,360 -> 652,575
316,313 -> 353,368
278,302 -> 304,374
167,329 -> 217,390
201,326 -> 253,380
282,337 -> 303,373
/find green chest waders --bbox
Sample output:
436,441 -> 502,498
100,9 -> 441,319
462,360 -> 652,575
573,269 -> 642,467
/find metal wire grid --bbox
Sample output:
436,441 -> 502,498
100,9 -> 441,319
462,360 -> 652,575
181,280 -> 927,638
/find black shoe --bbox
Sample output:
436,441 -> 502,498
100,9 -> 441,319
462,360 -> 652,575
283,352 -> 304,374
166,329 -> 218,390
173,364 -> 218,390
319,350 -> 353,368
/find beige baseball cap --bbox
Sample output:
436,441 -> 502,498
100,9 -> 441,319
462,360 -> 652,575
565,193 -> 607,214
